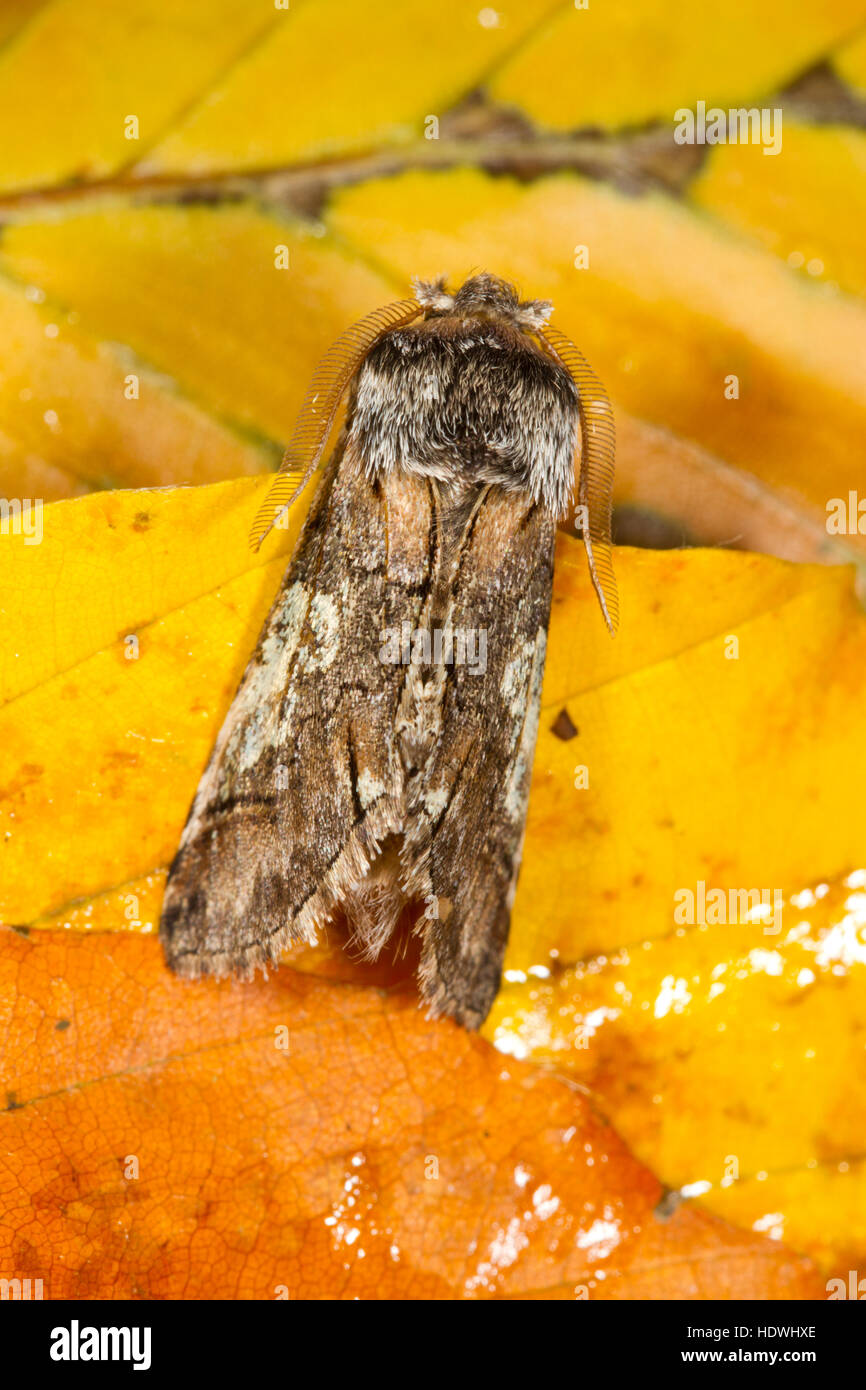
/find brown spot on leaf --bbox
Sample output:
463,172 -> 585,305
654,1187 -> 682,1221
0,763 -> 44,800
551,708 -> 579,740
102,750 -> 140,770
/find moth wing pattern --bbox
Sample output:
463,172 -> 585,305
161,271 -> 616,1029
162,458 -> 556,1029
160,443 -> 433,978
402,490 -> 557,1028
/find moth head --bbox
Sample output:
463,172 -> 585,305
414,272 -> 553,333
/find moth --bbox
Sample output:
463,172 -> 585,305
160,273 -> 617,1028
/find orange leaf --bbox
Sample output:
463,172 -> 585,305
0,929 -> 822,1299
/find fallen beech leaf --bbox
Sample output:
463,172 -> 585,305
139,0 -> 560,180
490,0 -> 866,131
0,273 -> 269,498
0,201 -> 397,451
512,543 -> 866,962
0,929 -> 823,1299
0,0 -> 280,194
0,2 -> 44,51
0,478 -> 307,916
690,120 -> 866,299
609,412 -> 863,577
0,0 -> 564,197
487,871 -> 866,1273
833,27 -> 866,93
0,423 -> 91,505
0,476 -> 303,705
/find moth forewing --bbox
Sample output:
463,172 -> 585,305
160,273 -> 616,1027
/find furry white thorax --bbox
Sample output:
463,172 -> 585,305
349,274 -> 579,517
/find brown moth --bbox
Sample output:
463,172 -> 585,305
160,273 -> 617,1028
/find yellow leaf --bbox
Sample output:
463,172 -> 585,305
140,0 -> 560,177
690,121 -> 866,299
490,0 -> 866,131
612,411 -> 862,572
0,272 -> 268,496
510,543 -> 865,963
0,0 -> 279,193
0,1 -> 45,51
487,872 -> 866,1270
0,201 -> 398,446
834,26 -> 866,93
0,478 -> 308,920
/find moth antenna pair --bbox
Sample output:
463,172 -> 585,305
249,289 -> 619,633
